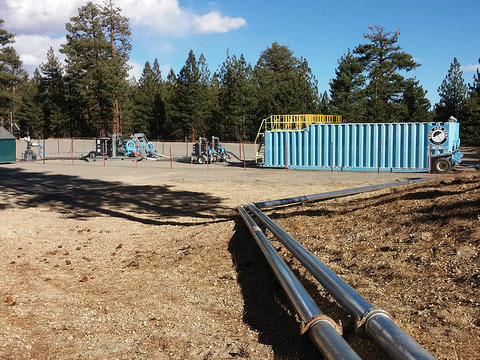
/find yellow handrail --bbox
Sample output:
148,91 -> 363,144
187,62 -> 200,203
255,114 -> 342,162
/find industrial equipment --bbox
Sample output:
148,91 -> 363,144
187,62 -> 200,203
81,133 -> 167,161
21,136 -> 43,161
191,136 -> 231,164
258,117 -> 463,173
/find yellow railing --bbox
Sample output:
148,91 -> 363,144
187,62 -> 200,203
265,114 -> 341,131
255,114 -> 342,162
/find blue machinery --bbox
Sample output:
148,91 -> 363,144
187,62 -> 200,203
191,136 -> 231,164
259,118 -> 462,173
83,133 -> 167,161
238,180 -> 436,360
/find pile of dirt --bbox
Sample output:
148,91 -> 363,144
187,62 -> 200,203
268,173 -> 479,359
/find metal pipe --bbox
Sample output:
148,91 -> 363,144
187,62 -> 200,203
245,203 -> 435,360
237,206 -> 362,360
255,178 -> 429,208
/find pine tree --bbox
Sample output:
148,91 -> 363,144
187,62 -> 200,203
462,58 -> 480,145
399,78 -> 432,122
218,52 -> 256,140
434,58 -> 467,122
195,53 -> 213,136
173,50 -> 202,139
354,25 -> 420,122
16,69 -> 42,137
131,59 -> 165,138
296,57 -> 319,113
0,19 -> 27,126
317,91 -> 332,114
61,1 -> 130,136
39,47 -> 67,137
102,0 -> 131,134
163,68 -> 178,139
254,42 -> 320,121
329,50 -> 366,122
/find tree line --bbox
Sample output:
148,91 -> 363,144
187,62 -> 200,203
0,3 -> 479,145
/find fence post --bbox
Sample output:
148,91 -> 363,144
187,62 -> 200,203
429,145 -> 432,175
378,139 -> 381,174
242,142 -> 246,171
330,142 -> 333,173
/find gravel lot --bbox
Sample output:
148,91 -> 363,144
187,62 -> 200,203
0,149 -> 478,359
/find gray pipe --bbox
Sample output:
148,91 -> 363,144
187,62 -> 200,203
255,178 -> 429,208
237,206 -> 362,360
245,203 -> 435,360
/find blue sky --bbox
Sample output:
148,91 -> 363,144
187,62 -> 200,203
2,0 -> 479,107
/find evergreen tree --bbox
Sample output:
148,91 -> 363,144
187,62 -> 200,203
254,42 -> 319,120
195,53 -> 215,136
102,0 -> 131,134
434,58 -> 467,122
329,50 -> 366,122
295,57 -> 319,113
39,47 -> 67,137
462,58 -> 480,145
354,25 -> 421,122
398,78 -> 432,122
131,59 -> 165,138
218,52 -> 256,140
163,68 -> 178,139
317,91 -> 333,114
17,69 -> 42,137
0,19 -> 27,126
173,50 -> 203,139
61,1 -> 130,136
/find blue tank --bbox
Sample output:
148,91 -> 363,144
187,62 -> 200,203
262,120 -> 462,172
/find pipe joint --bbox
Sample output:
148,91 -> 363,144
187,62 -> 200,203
300,314 -> 343,336
355,307 -> 391,333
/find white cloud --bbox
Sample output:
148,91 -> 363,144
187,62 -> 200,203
1,0 -> 246,37
1,0 -> 246,74
15,35 -> 66,70
1,0 -> 82,35
128,59 -> 143,80
460,64 -> 480,72
194,11 -> 246,34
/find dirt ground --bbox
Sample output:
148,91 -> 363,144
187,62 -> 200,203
0,148 -> 479,360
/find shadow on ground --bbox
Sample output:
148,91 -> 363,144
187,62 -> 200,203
0,167 -> 229,226
229,214 -> 405,359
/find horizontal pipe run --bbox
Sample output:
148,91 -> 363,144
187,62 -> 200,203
245,203 -> 435,360
255,178 -> 429,208
245,203 -> 371,318
237,206 -> 362,360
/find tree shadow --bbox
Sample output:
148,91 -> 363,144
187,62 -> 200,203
0,167 -> 229,226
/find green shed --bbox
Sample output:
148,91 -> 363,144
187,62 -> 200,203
0,126 -> 16,163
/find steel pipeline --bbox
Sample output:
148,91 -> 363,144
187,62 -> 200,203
245,203 -> 435,360
255,178 -> 430,208
237,206 -> 362,360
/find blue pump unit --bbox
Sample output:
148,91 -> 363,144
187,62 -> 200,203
262,120 -> 462,172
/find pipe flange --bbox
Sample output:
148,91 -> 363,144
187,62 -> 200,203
300,314 -> 343,336
355,307 -> 391,333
